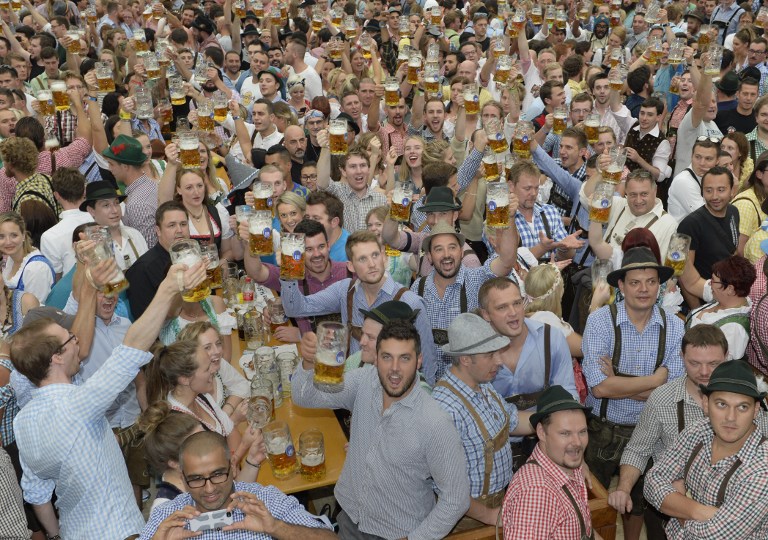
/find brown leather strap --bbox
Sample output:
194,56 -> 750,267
683,441 -> 704,480
434,379 -> 509,500
504,324 -> 551,410
677,399 -> 685,433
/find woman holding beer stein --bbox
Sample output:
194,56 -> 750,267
145,339 -> 244,450
0,212 -> 55,304
161,140 -> 231,206
385,135 -> 427,192
139,401 -> 266,510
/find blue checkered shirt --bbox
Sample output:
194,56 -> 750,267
280,273 -> 436,378
582,302 -> 685,425
410,258 -> 498,383
0,358 -> 16,446
515,203 -> 568,259
140,481 -> 331,539
13,344 -> 151,540
433,371 -> 517,498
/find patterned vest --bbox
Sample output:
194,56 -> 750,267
624,129 -> 665,173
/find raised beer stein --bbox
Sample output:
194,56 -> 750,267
494,55 -> 512,85
591,258 -> 616,303
589,182 -> 614,224
133,28 -> 149,51
384,76 -> 400,107
513,121 -> 534,159
51,80 -> 69,112
486,182 -> 511,228
263,420 -> 298,478
280,232 -> 306,280
169,76 -> 186,106
299,429 -> 326,481
344,15 -> 358,41
313,321 -> 348,392
256,346 -> 283,408
178,131 -> 202,169
200,244 -> 222,289
390,178 -> 414,222
585,113 -> 600,145
143,52 -> 160,80
705,46 -> 723,80
328,119 -> 348,156
235,205 -> 253,240
407,50 -> 421,86
96,62 -> 116,93
463,82 -> 480,115
252,181 -> 274,213
553,106 -> 568,135
665,233 -> 691,277
482,148 -> 501,182
197,99 -> 215,132
169,239 -> 211,302
213,91 -> 228,122
66,29 -> 81,53
135,87 -> 153,120
485,118 -> 506,154
82,231 -> 130,297
37,89 -> 54,116
248,211 -> 274,256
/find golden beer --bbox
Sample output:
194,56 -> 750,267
253,197 -> 272,213
102,277 -> 129,297
312,18 -> 323,31
664,254 -> 686,277
332,13 -> 342,25
507,23 -> 519,38
553,115 -> 567,135
384,86 -> 399,107
578,6 -> 590,22
486,201 -> 510,227
431,9 -> 441,25
494,67 -> 510,84
609,79 -> 623,91
314,354 -> 345,386
88,10 -> 99,23
330,46 -> 343,61
488,136 -> 507,154
329,131 -> 348,155
66,34 -> 81,54
546,12 -> 556,25
10,0 -> 20,10
146,67 -> 160,80
670,78 -> 680,95
254,3 -> 264,17
585,123 -> 599,145
98,76 -> 116,92
389,199 -> 411,222
513,134 -> 531,159
198,114 -> 214,132
698,33 -> 710,52
235,5 -> 246,17
171,92 -> 186,106
249,231 -> 273,256
604,164 -> 623,183
134,39 -> 149,52
280,3 -> 288,22
153,3 -> 163,19
213,106 -> 227,122
280,251 -> 305,280
161,106 -> 173,124
385,245 -> 401,257
464,94 -> 479,115
493,45 -> 505,60
180,145 -> 201,169
51,82 -> 70,112
182,280 -> 211,303
531,11 -> 543,24
266,442 -> 298,478
207,264 -> 223,289
425,78 -> 439,95
483,159 -> 500,181
142,8 -> 152,22
38,92 -> 54,116
556,16 -> 566,29
406,64 -> 419,85
300,453 -> 326,481
589,203 -> 611,224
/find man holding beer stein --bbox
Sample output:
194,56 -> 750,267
409,192 -> 521,384
434,313 -> 536,528
292,319 -> 470,539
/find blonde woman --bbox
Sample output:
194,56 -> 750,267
0,212 -> 55,304
385,135 -> 427,191
134,131 -> 166,181
99,49 -> 125,84
275,191 -> 306,233
161,141 -> 231,208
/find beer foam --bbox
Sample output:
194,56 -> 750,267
267,436 -> 293,454
301,453 -> 325,467
174,253 -> 201,268
317,349 -> 344,366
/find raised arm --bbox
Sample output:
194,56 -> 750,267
158,143 -> 180,204
315,130 -> 332,190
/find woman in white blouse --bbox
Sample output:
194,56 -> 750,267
0,212 -> 55,304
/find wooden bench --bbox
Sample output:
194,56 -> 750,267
445,473 -> 617,540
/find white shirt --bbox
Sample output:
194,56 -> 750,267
112,225 -> 149,271
252,126 -> 284,151
628,124 -> 673,182
221,115 -> 256,162
3,250 -> 54,305
239,76 -> 263,110
40,209 -> 93,274
293,64 -> 323,101
522,62 -> 544,113
668,168 -> 705,222
188,203 -> 235,240
673,109 -> 723,178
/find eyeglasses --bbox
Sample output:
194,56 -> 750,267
58,331 -> 78,352
749,49 -> 767,55
710,277 -> 725,288
183,465 -> 231,488
301,173 -> 318,180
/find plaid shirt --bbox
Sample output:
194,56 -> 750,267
549,157 -> 587,218
644,419 -> 768,539
515,203 -> 568,259
123,176 -> 159,247
411,259 -> 499,383
747,127 -> 768,161
379,123 -> 408,157
13,173 -> 62,216
433,370 -> 517,498
0,358 -> 17,446
582,302 -> 685,425
748,256 -> 768,374
325,181 -> 387,233
503,444 -> 593,540
0,448 -> 29,539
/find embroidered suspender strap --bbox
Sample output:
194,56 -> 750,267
716,458 -> 743,507
677,400 -> 686,433
418,277 -> 465,344
504,324 -> 553,410
603,207 -> 627,245
435,380 -> 509,502
524,459 -> 594,540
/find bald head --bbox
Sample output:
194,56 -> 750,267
283,125 -> 307,162
179,431 -> 229,470
457,61 -> 478,81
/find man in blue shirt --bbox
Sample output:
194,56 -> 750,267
306,191 -> 350,263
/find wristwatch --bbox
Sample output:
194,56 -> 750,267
48,536 -> 62,540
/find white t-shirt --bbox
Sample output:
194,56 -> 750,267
668,168 -> 705,223
673,109 -> 723,178
294,65 -> 323,101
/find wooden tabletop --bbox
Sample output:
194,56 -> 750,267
230,317 -> 348,495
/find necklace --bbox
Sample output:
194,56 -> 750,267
189,208 -> 205,220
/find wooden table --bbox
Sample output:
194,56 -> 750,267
231,327 -> 348,495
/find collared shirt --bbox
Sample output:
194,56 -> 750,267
503,444 -> 593,540
711,2 -> 744,42
0,447 -> 30,540
13,172 -> 63,217
140,481 -> 330,539
281,273 -> 435,369
747,127 -> 768,160
252,127 -> 284,151
260,260 -> 349,334
627,124 -> 673,182
380,122 -> 408,156
515,203 -> 568,259
292,364 -> 470,539
29,70 -> 58,94
131,118 -> 164,141
644,419 -> 768,539
395,228 -> 482,276
748,256 -> 768,373
113,225 -> 149,271
13,345 -> 151,540
39,209 -> 94,274
411,259 -> 498,383
123,175 -> 159,247
582,302 -> 685,425
668,168 -> 705,222
433,370 -> 517,497
0,357 -> 18,446
324,181 -> 387,233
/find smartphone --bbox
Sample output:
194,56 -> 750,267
188,509 -> 234,532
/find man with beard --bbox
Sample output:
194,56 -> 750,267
222,50 -> 242,89
281,230 -> 435,372
478,277 -> 577,470
292,320 -> 470,539
609,325 -> 732,539
281,125 -> 307,189
582,247 -> 684,539
411,216 -> 519,384
316,134 -> 386,232
408,96 -> 449,142
241,219 -> 349,343
644,360 -> 768,539
501,386 -> 595,538
190,15 -> 221,52
267,46 -> 283,68
369,95 -> 408,156
442,51 -> 462,84
588,72 -> 634,145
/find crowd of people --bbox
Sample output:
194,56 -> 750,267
1,0 -> 768,537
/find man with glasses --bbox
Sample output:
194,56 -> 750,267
668,137 -> 721,222
304,109 -> 327,163
745,37 -> 768,96
140,433 -> 335,538
11,253 -> 207,540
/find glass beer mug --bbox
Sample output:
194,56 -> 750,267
494,55 -> 512,84
390,178 -> 414,222
665,233 -> 691,277
252,181 -> 274,213
553,106 -> 568,135
513,121 -> 534,159
37,90 -> 54,116
486,182 -> 511,228
197,99 -> 215,132
329,119 -> 348,156
169,76 -> 186,106
96,62 -> 116,93
384,76 -> 400,107
213,91 -> 228,122
299,429 -> 326,481
235,205 -> 253,240
169,239 -> 211,302
280,233 -> 306,280
200,243 -> 222,289
589,182 -> 614,224
248,378 -> 274,429
407,50 -> 421,85
179,131 -> 201,169
463,82 -> 480,115
313,321 -> 348,392
51,80 -> 69,112
248,211 -> 274,256
483,148 -> 501,182
263,421 -> 298,479
585,112 -> 600,145
82,226 -> 130,296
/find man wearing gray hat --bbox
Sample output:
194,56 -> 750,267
645,360 -> 768,539
433,313 -> 534,527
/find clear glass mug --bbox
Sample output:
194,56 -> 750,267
277,351 -> 298,396
82,227 -> 130,297
486,181 -> 510,228
200,244 -> 221,289
589,182 -> 614,224
235,204 -> 253,240
384,76 -> 400,107
328,119 -> 348,156
252,181 -> 274,213
280,233 -> 306,280
390,179 -> 414,223
169,76 -> 186,106
196,99 -> 215,132
299,429 -> 326,481
313,321 -> 348,393
178,131 -> 201,169
248,211 -> 274,257
248,378 -> 274,429
168,239 -> 211,302
482,147 -> 501,182
255,346 -> 283,408
665,233 -> 692,277
263,420 -> 298,478
51,80 -> 69,112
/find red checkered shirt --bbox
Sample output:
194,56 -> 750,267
0,137 -> 92,213
748,255 -> 768,374
502,445 -> 593,540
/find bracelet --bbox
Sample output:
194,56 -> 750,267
245,458 -> 261,468
87,96 -> 97,102
48,536 -> 62,540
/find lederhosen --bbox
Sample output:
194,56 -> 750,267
525,459 -> 596,540
416,276 -> 467,346
711,5 -> 744,45
434,380 -> 510,508
300,267 -> 353,332
505,324 -> 552,469
346,280 -> 408,343
602,206 -> 663,250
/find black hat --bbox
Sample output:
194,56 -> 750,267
335,112 -> 360,134
741,66 -> 762,83
244,12 -> 258,21
686,9 -> 706,23
606,247 -> 674,287
298,0 -> 316,7
360,300 -> 419,325
418,186 -> 462,213
700,360 -> 768,400
715,71 -> 740,95
530,386 -> 592,428
80,180 -> 127,212
241,24 -> 261,38
191,15 -> 216,35
363,19 -> 381,32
